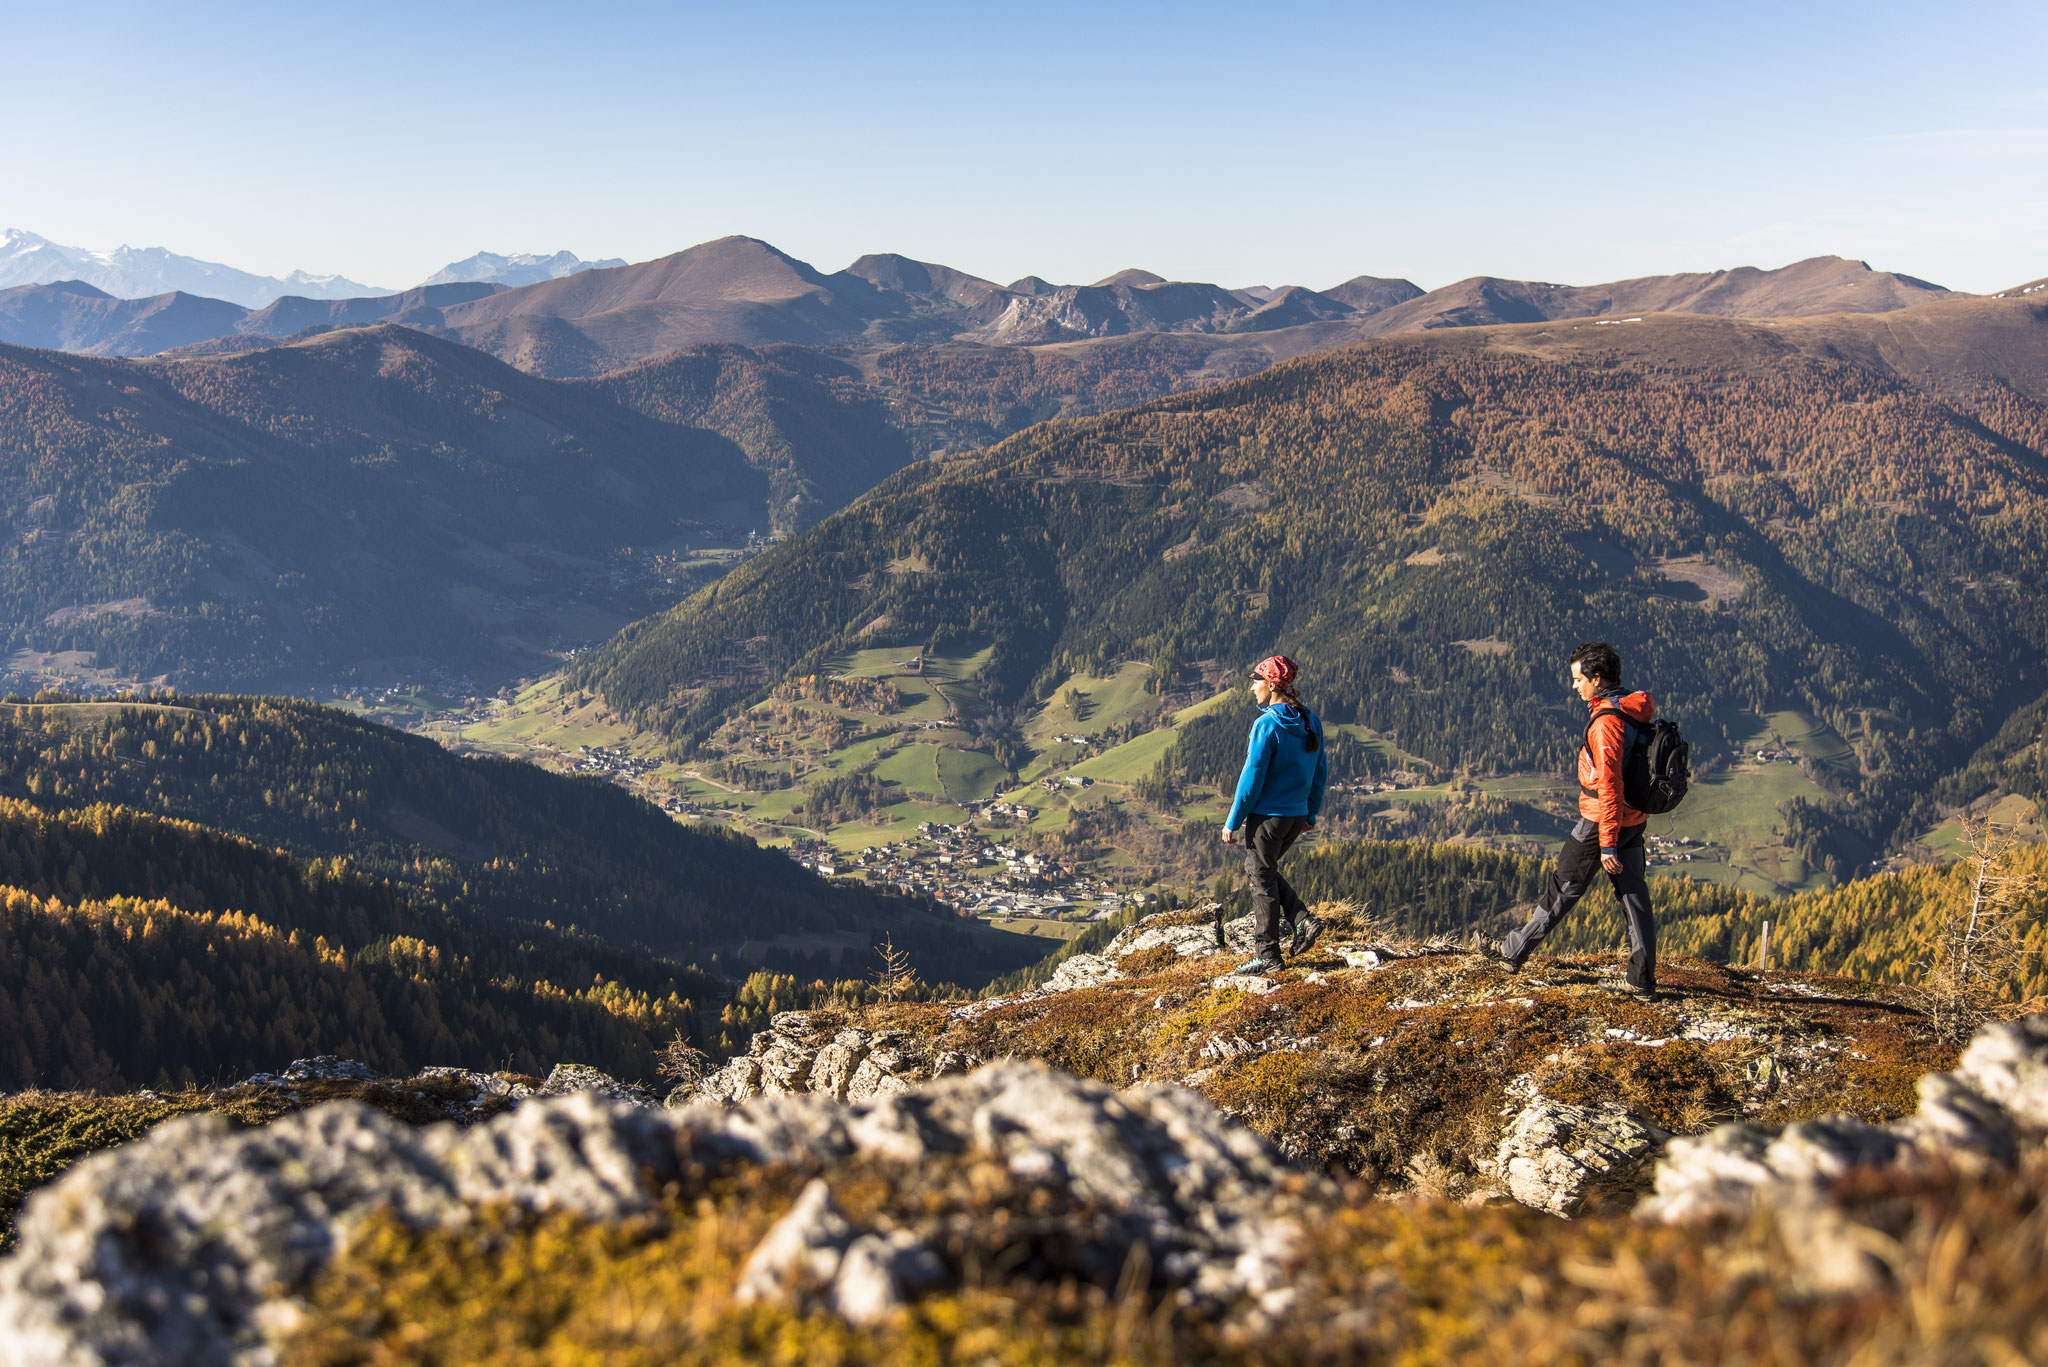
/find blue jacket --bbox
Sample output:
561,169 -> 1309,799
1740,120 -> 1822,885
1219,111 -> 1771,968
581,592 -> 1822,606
1225,703 -> 1328,831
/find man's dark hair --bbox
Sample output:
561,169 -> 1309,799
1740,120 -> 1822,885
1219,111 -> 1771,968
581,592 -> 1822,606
1570,641 -> 1622,686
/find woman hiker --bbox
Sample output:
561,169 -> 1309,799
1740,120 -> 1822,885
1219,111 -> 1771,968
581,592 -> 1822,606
1222,654 -> 1329,974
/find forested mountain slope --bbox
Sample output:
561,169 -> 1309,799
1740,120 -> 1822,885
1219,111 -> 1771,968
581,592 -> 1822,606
0,325 -> 1270,694
573,298 -> 2048,873
0,697 -> 1038,987
0,795 -> 714,1089
0,327 -> 770,690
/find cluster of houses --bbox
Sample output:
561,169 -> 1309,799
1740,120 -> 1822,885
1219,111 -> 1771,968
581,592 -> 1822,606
335,670 -> 483,723
572,744 -> 661,779
1754,748 -> 1799,763
1646,832 -> 1720,867
972,799 -> 1037,823
784,821 -> 1132,923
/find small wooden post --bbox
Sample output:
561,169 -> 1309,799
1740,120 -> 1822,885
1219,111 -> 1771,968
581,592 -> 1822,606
1759,920 -> 1771,971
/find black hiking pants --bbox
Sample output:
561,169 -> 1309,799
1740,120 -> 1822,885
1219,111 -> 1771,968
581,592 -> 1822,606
1502,818 -> 1656,989
1244,814 -> 1310,959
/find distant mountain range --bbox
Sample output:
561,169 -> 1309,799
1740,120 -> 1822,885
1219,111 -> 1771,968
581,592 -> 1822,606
0,234 -> 1986,378
0,228 -> 389,308
421,250 -> 626,288
423,239 -> 1964,376
0,230 -> 620,309
0,279 -> 504,357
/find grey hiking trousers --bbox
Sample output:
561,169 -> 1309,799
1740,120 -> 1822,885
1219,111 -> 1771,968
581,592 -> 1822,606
1502,818 -> 1656,989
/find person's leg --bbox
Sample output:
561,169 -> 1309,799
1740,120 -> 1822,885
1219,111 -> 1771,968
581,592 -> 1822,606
1501,819 -> 1600,963
1274,816 -> 1311,925
1244,816 -> 1290,961
1610,825 -> 1655,989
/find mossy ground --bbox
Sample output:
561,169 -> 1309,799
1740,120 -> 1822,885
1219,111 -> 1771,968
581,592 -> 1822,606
885,905 -> 1953,1188
285,1157 -> 2048,1367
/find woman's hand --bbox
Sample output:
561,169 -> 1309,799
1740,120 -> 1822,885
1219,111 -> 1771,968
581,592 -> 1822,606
1221,826 -> 1236,844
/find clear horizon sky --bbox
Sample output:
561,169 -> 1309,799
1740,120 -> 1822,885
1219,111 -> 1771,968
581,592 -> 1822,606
4,0 -> 2043,295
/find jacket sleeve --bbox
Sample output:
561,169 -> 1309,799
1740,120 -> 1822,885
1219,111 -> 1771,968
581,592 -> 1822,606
1307,727 -> 1328,821
1225,719 -> 1273,831
1590,712 -> 1628,852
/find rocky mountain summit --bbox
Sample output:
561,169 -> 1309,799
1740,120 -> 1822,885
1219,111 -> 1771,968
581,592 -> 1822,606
1,904 -> 2044,1364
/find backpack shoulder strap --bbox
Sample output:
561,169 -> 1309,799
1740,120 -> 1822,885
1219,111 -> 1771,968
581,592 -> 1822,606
1582,705 -> 1626,747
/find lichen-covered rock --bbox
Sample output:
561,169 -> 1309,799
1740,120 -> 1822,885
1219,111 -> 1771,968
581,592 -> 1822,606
0,1093 -> 671,1366
1956,1014 -> 2048,1130
806,1029 -> 873,1101
1494,1099 -> 1668,1216
415,1066 -> 529,1099
732,1178 -> 943,1326
0,1062 -> 1312,1363
541,1063 -> 655,1107
1641,1013 -> 2048,1224
282,1056 -> 378,1083
690,1017 -> 970,1108
698,1054 -> 764,1104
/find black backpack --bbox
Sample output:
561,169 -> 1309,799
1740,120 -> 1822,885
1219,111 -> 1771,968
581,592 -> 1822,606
1584,707 -> 1691,814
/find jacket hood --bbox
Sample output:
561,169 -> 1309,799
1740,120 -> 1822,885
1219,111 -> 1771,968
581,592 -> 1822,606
1264,702 -> 1319,736
1590,689 -> 1657,723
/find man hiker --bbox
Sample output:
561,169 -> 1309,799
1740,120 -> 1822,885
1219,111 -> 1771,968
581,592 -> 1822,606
1482,641 -> 1660,999
1222,654 -> 1329,974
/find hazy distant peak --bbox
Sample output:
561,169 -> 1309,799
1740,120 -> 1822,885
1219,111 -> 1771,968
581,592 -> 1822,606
39,279 -> 116,300
1093,268 -> 1167,289
420,250 -> 627,288
0,227 -> 386,307
1007,275 -> 1056,296
1321,275 -> 1426,315
844,253 -> 1008,309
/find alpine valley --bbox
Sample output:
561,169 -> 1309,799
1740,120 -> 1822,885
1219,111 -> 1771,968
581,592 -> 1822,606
3,232 -> 2048,1365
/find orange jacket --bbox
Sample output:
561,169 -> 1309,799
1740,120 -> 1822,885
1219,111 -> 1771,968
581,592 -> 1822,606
1578,689 -> 1656,851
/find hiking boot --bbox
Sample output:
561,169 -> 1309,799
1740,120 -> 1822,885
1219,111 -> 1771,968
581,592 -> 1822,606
1278,918 -> 1294,944
1469,933 -> 1522,973
1289,914 -> 1323,957
1598,980 -> 1658,1003
1233,955 -> 1284,976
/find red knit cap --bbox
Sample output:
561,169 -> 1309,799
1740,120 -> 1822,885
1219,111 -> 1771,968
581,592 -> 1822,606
1252,655 -> 1299,689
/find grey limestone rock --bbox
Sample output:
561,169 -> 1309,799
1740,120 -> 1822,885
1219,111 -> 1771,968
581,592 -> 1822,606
1956,1014 -> 2048,1131
1641,1012 -> 2048,1225
281,1055 -> 378,1083
541,1062 -> 656,1107
0,1049 -> 1320,1362
733,1179 -> 942,1326
690,1019 -> 958,1108
806,1029 -> 873,1101
1495,1099 -> 1668,1217
416,1066 -> 530,1100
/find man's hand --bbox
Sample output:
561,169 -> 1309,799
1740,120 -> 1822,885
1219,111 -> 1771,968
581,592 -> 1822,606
1601,852 -> 1623,875
1221,826 -> 1237,845
1305,818 -> 1316,830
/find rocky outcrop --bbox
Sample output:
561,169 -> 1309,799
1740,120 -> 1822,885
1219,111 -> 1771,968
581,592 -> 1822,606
1642,1015 -> 2048,1227
540,1062 -> 655,1107
691,1013 -> 978,1106
0,1061 -> 1311,1365
1492,1099 -> 1670,1217
685,913 -> 1292,1107
0,1091 -> 676,1366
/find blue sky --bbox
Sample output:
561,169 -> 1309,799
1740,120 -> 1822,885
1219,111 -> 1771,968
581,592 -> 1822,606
5,0 -> 2043,293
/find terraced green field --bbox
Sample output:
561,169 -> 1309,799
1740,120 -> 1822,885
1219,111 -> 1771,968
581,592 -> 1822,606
1023,663 -> 1159,743
934,747 -> 1007,801
1071,727 -> 1180,782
